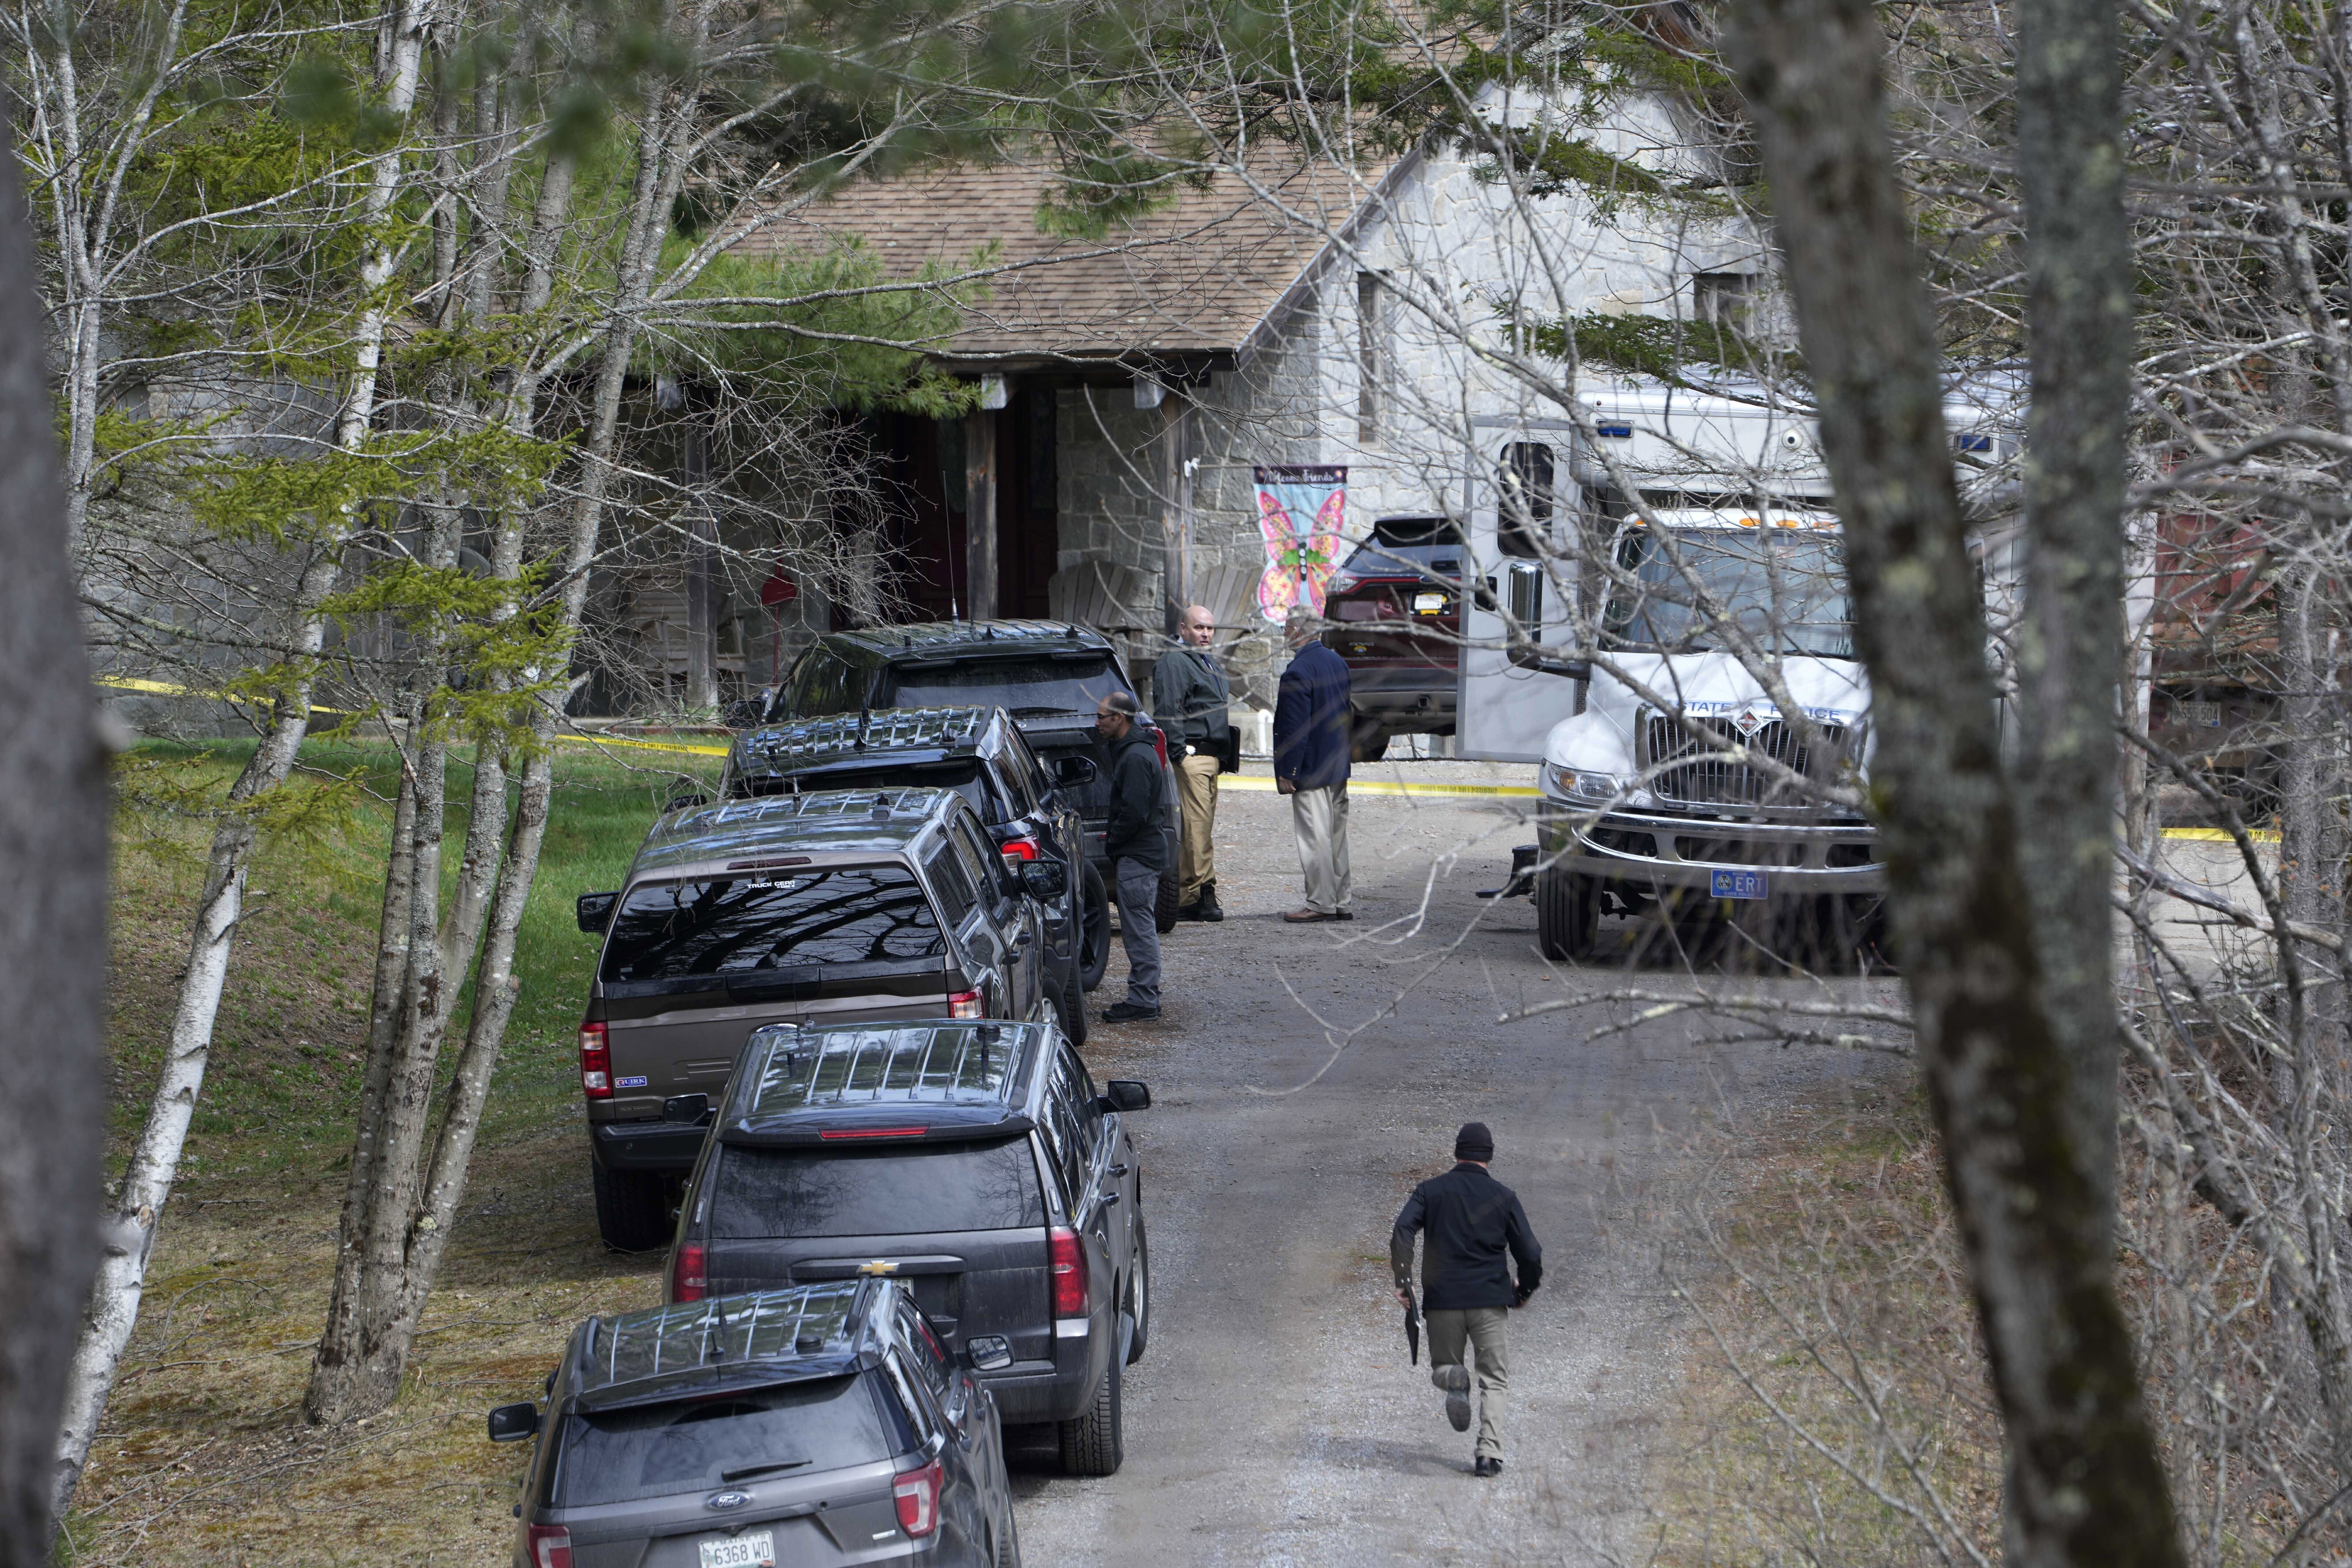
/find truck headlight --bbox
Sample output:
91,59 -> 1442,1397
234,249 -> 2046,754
1546,764 -> 1624,802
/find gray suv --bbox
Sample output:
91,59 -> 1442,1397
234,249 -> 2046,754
575,788 -> 1070,1251
487,1281 -> 1019,1566
668,1020 -> 1150,1476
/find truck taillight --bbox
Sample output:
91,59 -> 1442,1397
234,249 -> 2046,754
998,835 -> 1040,863
1049,1225 -> 1088,1319
893,1458 -> 943,1537
578,1021 -> 611,1099
525,1524 -> 573,1568
948,988 -> 984,1020
671,1242 -> 705,1303
1149,726 -> 1169,769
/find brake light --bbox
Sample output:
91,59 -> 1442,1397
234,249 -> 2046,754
893,1458 -> 943,1536
1149,726 -> 1168,769
525,1524 -> 573,1568
998,835 -> 1040,863
578,1021 -> 611,1099
820,1126 -> 928,1140
948,988 -> 983,1020
1049,1225 -> 1088,1319
671,1242 -> 705,1303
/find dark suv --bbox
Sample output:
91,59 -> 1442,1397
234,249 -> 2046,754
575,788 -> 1070,1251
668,1019 -> 1150,1476
1321,515 -> 1467,760
720,706 -> 1107,1028
766,621 -> 1179,930
487,1281 -> 1019,1566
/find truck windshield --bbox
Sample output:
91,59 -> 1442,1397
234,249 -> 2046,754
880,654 -> 1124,717
1605,526 -> 1854,658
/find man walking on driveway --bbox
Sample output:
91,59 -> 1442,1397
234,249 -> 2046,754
1391,1122 -> 1543,1477
1273,605 -> 1353,922
1152,604 -> 1230,923
1095,691 -> 1165,1023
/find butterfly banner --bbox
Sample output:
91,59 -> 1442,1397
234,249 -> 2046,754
1251,464 -> 1347,622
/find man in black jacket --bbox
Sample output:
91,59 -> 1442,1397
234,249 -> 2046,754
1094,691 -> 1167,1023
1390,1121 -> 1542,1476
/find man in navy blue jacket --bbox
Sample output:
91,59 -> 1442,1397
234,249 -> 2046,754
1272,605 -> 1353,921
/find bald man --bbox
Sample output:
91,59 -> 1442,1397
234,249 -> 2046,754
1151,604 -> 1232,921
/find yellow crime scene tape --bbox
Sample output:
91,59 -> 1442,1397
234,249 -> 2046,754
91,677 -> 2291,833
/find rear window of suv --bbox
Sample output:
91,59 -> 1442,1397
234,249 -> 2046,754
709,1137 -> 1046,1238
601,868 -> 942,986
550,1375 -> 891,1506
878,654 -> 1123,718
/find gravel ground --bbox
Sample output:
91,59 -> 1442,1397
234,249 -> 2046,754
1009,764 -> 1904,1565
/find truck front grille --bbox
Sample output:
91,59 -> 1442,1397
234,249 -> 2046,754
1643,714 -> 1850,807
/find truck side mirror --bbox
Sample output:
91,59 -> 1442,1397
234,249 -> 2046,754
576,892 -> 618,933
1507,646 -> 1591,681
1053,754 -> 1098,788
487,1402 -> 540,1442
1019,859 -> 1069,901
1097,1080 -> 1151,1113
665,779 -> 711,813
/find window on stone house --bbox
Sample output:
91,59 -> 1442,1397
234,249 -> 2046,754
1357,272 -> 1391,445
1692,272 -> 1757,333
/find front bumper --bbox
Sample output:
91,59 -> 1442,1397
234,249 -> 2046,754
1539,799 -> 1885,894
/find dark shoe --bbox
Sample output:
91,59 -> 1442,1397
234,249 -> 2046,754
1196,884 -> 1224,922
1435,1365 -> 1471,1432
1102,1002 -> 1160,1024
1475,1456 -> 1503,1479
1333,909 -> 1355,921
1284,907 -> 1333,923
1176,901 -> 1203,921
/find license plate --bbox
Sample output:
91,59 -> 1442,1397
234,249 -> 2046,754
1412,592 -> 1448,615
1710,869 -> 1769,900
700,1530 -> 776,1568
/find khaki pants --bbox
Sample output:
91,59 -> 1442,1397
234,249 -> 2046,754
1289,782 -> 1352,914
1175,752 -> 1220,904
1426,1306 -> 1509,1459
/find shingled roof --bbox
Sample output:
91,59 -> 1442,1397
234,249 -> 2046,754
727,152 -> 1403,372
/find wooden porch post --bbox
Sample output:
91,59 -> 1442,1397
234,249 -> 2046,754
964,404 -> 998,621
1159,392 -> 1191,637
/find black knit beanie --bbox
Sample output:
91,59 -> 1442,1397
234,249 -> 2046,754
1454,1121 -> 1494,1162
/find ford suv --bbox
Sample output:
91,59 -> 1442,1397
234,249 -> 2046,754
574,788 -> 1069,1251
720,706 -> 1105,1026
667,1019 -> 1150,1476
1321,515 -> 1467,760
765,621 -> 1179,931
487,1281 -> 1019,1566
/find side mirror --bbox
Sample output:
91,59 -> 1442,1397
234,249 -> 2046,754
1508,645 -> 1591,681
1019,859 -> 1069,901
576,892 -> 618,934
665,781 -> 712,813
487,1402 -> 540,1443
663,1093 -> 710,1124
1052,754 -> 1098,788
964,1335 -> 1014,1372
1097,1079 -> 1151,1114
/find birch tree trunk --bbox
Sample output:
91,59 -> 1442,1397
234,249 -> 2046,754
1721,0 -> 2186,1557
0,110 -> 109,1562
53,0 -> 435,1508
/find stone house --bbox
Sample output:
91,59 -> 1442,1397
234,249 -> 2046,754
722,88 -> 1767,713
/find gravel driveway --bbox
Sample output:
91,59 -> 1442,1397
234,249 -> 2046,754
1009,764 -> 1902,1565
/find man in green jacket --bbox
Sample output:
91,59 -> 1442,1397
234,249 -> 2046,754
1151,604 -> 1231,922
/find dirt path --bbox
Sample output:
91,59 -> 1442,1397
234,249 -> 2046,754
1011,778 -> 1902,1565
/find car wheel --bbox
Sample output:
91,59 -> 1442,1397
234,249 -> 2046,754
1058,1353 -> 1124,1476
994,1501 -> 1023,1568
1125,1217 -> 1150,1366
1079,862 -> 1110,992
1351,720 -> 1390,763
591,1161 -> 672,1252
1059,969 -> 1090,1048
1154,871 -> 1180,934
1535,864 -> 1598,963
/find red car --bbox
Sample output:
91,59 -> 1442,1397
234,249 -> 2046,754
1320,516 -> 1465,760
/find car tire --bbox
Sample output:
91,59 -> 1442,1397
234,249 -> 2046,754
1058,1353 -> 1124,1476
591,1161 -> 672,1252
1351,721 -> 1390,763
1125,1217 -> 1150,1366
1154,871 -> 1180,934
994,1501 -> 1022,1567
1079,862 -> 1111,992
1535,864 -> 1599,963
